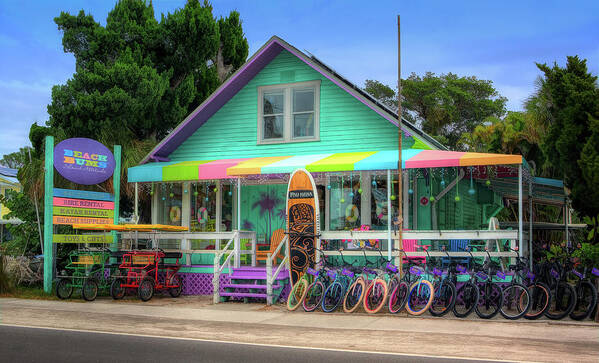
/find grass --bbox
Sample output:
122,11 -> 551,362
0,285 -> 59,300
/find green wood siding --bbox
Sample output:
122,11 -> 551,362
168,50 -> 426,161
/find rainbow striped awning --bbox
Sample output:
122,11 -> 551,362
128,150 -> 522,182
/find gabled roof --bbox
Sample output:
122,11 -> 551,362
142,36 -> 445,164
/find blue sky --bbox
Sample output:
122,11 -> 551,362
1,0 -> 598,157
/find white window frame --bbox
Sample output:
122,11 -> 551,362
257,80 -> 321,144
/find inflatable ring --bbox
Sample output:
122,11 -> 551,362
198,206 -> 208,224
169,206 -> 181,223
345,204 -> 359,223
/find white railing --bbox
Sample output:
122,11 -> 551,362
266,235 -> 289,305
212,231 -> 237,304
120,230 -> 256,267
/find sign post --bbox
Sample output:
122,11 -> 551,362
43,136 -> 120,293
43,136 -> 54,293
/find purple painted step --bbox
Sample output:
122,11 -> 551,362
221,283 -> 282,290
220,292 -> 267,298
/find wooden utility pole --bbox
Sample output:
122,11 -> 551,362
397,15 -> 404,272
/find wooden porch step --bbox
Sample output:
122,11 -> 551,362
220,292 -> 267,298
222,283 -> 282,290
228,273 -> 288,280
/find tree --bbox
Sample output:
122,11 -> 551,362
29,0 -> 248,201
536,56 -> 599,242
0,147 -> 32,169
363,73 -> 507,150
364,80 -> 397,110
460,111 -> 544,162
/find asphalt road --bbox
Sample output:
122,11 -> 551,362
0,325 -> 503,363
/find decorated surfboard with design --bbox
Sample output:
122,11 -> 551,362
286,169 -> 320,286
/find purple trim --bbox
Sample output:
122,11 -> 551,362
143,36 -> 434,163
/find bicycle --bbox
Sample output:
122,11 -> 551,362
541,247 -> 577,320
428,246 -> 457,317
286,232 -> 321,311
451,247 -> 480,318
498,247 -> 531,320
387,249 -> 410,314
404,258 -> 435,316
473,247 -> 504,319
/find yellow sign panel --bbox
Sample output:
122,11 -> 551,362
53,216 -> 112,225
53,234 -> 113,244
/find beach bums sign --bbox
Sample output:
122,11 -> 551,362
54,138 -> 116,185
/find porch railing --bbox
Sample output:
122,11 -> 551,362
266,235 -> 289,305
212,231 -> 237,304
120,230 -> 256,267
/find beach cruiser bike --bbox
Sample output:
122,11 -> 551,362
427,246 -> 457,317
362,248 -> 403,314
540,246 -> 577,320
302,249 -> 335,312
473,248 -> 504,319
321,249 -> 356,312
495,247 -> 531,320
404,256 -> 435,316
342,248 -> 379,313
387,249 -> 411,314
451,248 -> 480,318
569,243 -> 599,320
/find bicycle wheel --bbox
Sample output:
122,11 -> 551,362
405,280 -> 434,315
138,277 -> 155,302
388,281 -> 409,314
168,274 -> 183,298
56,278 -> 73,300
430,280 -> 456,317
453,282 -> 479,318
287,278 -> 309,311
303,281 -> 325,312
545,282 -> 577,320
475,282 -> 503,319
363,279 -> 388,314
570,281 -> 597,321
500,283 -> 530,320
322,281 -> 345,313
82,278 -> 99,301
343,278 -> 365,313
110,278 -> 125,300
524,282 -> 551,320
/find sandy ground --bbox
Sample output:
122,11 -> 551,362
1,296 -> 597,362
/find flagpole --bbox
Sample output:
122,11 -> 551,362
397,15 -> 404,273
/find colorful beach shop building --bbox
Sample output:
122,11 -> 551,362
128,36 -> 526,299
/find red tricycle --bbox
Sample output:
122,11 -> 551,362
110,248 -> 183,301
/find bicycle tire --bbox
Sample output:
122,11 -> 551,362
322,281 -> 345,313
453,281 -> 479,318
430,280 -> 456,317
110,278 -> 125,300
303,281 -> 325,312
570,281 -> 597,321
82,278 -> 99,301
138,277 -> 155,302
545,282 -> 577,320
475,282 -> 503,319
168,274 -> 183,298
500,283 -> 530,320
388,281 -> 409,314
287,278 -> 309,311
523,282 -> 551,320
56,278 -> 73,300
363,279 -> 388,314
343,278 -> 365,313
405,280 -> 434,316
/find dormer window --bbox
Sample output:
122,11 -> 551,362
257,80 -> 320,144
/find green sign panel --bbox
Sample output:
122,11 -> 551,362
53,234 -> 114,244
53,206 -> 112,218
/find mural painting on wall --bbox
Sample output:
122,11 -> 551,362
241,185 -> 286,241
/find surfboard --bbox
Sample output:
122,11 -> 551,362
286,169 -> 320,286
